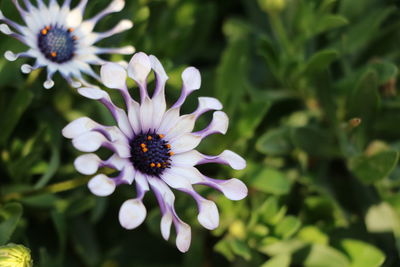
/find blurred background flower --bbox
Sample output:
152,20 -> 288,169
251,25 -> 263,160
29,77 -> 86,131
1,0 -> 400,266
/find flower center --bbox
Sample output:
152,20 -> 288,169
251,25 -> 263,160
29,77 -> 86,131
37,25 -> 76,63
130,133 -> 173,176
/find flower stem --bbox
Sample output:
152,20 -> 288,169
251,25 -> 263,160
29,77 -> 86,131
0,176 -> 91,202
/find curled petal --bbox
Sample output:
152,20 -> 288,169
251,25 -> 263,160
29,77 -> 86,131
128,52 -> 151,101
119,198 -> 147,230
149,55 -> 168,96
192,97 -> 223,119
197,199 -> 219,230
72,131 -> 107,152
193,111 -> 229,138
160,211 -> 173,240
88,174 -> 116,196
62,117 -> 99,139
172,67 -> 201,109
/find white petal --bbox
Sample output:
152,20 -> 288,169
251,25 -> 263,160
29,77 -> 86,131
161,171 -> 192,190
195,111 -> 229,138
140,96 -> 154,132
120,164 -> 135,184
119,199 -> 147,229
176,223 -> 191,253
72,131 -> 106,152
100,63 -> 127,89
78,87 -> 108,100
62,117 -> 98,139
170,134 -> 202,154
198,97 -> 222,111
165,114 -> 196,140
127,52 -> 151,84
157,108 -> 180,135
197,200 -> 219,230
218,150 -> 246,170
149,55 -> 168,83
165,166 -> 203,184
88,174 -> 116,196
171,150 -> 203,167
128,100 -> 141,134
74,153 -> 101,175
160,212 -> 173,240
218,178 -> 248,201
182,67 -> 201,91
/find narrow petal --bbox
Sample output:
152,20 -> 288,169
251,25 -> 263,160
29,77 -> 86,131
72,131 -> 107,152
139,96 -> 154,132
119,198 -> 147,230
172,150 -> 246,170
88,174 -> 116,196
62,117 -> 99,139
149,55 -> 168,96
92,19 -> 133,44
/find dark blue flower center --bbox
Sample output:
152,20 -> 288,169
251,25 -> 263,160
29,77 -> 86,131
130,132 -> 172,176
37,25 -> 76,63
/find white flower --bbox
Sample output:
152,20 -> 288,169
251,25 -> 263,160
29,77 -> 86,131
0,0 -> 134,89
62,52 -> 248,252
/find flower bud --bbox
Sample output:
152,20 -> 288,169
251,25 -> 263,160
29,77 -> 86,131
258,0 -> 286,13
0,243 -> 33,267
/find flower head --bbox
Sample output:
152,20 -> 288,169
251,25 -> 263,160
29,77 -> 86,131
0,0 -> 134,88
62,52 -> 248,252
0,243 -> 33,267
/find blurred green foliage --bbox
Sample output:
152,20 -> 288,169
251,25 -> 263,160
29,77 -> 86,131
1,0 -> 400,266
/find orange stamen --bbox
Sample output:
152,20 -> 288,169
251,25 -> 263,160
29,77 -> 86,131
169,152 -> 174,156
41,29 -> 47,35
51,52 -> 57,57
158,134 -> 164,139
147,136 -> 152,140
142,148 -> 148,152
156,163 -> 161,168
166,144 -> 171,149
68,28 -> 74,32
140,143 -> 146,148
150,163 -> 155,168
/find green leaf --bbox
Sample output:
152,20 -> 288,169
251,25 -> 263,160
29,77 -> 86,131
303,50 -> 339,76
256,127 -> 292,156
365,202 -> 400,233
315,15 -> 348,34
347,70 -> 379,122
0,203 -> 23,245
261,254 -> 291,267
291,127 -> 335,157
251,168 -> 291,195
349,150 -> 399,184
340,239 -> 385,267
229,239 -> 252,261
294,244 -> 351,267
275,216 -> 301,239
214,239 -> 235,261
0,89 -> 33,146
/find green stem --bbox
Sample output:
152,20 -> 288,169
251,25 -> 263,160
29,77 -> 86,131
0,176 -> 91,202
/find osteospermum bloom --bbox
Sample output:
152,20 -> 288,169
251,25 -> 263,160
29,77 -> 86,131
0,0 -> 134,88
62,52 -> 248,252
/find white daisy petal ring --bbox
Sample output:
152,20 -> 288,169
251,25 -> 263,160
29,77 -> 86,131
0,0 -> 134,88
62,52 -> 248,252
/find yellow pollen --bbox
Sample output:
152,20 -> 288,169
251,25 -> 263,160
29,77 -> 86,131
169,152 -> 174,156
150,163 -> 155,168
142,148 -> 148,152
140,143 -> 146,148
147,136 -> 152,140
41,29 -> 47,35
166,144 -> 171,149
51,52 -> 57,57
156,163 -> 161,168
159,134 -> 164,139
